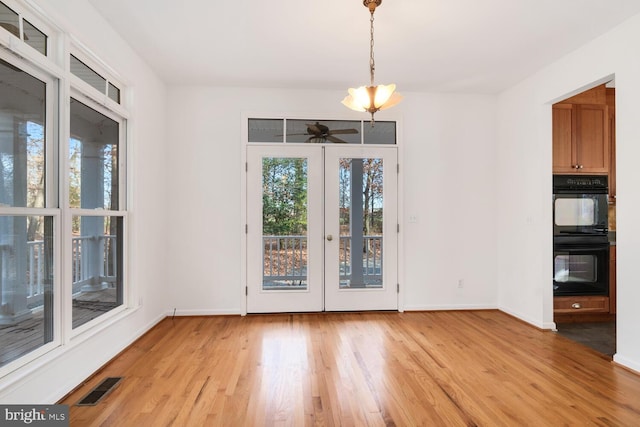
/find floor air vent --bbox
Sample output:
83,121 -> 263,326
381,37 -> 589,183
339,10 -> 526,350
76,377 -> 123,406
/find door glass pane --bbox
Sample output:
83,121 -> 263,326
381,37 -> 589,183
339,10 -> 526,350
0,215 -> 54,367
72,215 -> 123,328
262,158 -> 308,290
0,58 -> 46,208
339,158 -> 383,288
554,254 -> 596,282
69,98 -> 119,210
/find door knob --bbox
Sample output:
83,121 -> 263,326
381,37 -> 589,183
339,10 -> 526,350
326,235 -> 333,241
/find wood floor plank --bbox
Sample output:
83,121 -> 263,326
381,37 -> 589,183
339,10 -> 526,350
60,311 -> 640,426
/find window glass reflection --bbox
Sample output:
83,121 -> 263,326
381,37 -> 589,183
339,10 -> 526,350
286,120 -> 360,144
23,19 -> 47,56
69,98 -> 119,210
0,215 -> 54,367
0,58 -> 46,208
0,2 -> 20,38
72,216 -> 123,329
248,119 -> 284,143
363,121 -> 396,144
108,83 -> 120,104
70,55 -> 106,94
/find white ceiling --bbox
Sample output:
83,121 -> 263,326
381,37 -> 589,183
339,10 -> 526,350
88,0 -> 640,94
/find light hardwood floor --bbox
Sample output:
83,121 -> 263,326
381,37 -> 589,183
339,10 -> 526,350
60,311 -> 640,426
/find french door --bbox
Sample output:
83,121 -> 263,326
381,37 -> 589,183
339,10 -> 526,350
246,144 -> 398,313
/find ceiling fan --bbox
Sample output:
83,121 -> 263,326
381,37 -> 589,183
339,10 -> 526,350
286,122 -> 359,143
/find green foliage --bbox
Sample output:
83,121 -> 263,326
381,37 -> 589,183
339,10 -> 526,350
262,158 -> 308,235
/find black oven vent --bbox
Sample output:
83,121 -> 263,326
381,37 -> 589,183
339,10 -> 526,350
76,377 -> 123,406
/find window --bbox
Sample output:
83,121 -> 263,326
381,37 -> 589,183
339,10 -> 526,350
0,56 -> 55,367
248,118 -> 397,144
0,1 -> 48,56
69,98 -> 125,329
0,3 -> 128,373
70,55 -> 121,104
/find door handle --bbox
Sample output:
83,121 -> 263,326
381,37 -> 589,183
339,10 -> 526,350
326,235 -> 333,241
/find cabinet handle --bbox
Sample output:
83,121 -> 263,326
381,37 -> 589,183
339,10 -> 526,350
571,303 -> 582,309
579,165 -> 583,169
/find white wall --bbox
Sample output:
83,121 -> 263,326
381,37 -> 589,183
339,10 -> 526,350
402,94 -> 498,310
165,87 -> 498,314
0,0 -> 169,402
497,13 -> 640,371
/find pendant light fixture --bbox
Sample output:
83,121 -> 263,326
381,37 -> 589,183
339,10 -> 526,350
342,0 -> 402,124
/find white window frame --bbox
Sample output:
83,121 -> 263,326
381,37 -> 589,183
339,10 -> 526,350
0,0 -> 60,69
0,47 -> 62,379
0,0 -> 133,377
64,90 -> 129,338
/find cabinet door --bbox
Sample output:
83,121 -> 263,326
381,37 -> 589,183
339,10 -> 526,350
576,104 -> 609,173
553,104 -> 575,173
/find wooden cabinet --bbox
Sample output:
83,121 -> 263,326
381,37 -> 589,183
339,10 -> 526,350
553,103 -> 609,174
554,296 -> 609,314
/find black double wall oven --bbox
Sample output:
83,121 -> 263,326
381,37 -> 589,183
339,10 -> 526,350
553,175 -> 609,296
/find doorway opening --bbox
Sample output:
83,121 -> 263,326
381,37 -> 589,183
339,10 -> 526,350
551,80 -> 616,357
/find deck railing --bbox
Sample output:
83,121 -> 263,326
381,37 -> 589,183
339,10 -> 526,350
25,235 -> 117,305
262,235 -> 382,286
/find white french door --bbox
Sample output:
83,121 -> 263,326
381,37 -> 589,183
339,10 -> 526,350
246,144 -> 398,313
323,146 -> 398,311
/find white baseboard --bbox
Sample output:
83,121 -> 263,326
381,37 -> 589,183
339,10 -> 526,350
613,354 -> 640,375
496,306 -> 554,330
404,304 -> 498,311
167,308 -> 241,317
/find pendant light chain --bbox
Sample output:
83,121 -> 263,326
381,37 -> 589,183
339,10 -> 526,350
369,10 -> 375,86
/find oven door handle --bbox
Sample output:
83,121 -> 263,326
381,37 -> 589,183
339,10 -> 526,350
554,243 -> 610,251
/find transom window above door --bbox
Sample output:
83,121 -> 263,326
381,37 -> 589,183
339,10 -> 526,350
248,118 -> 396,145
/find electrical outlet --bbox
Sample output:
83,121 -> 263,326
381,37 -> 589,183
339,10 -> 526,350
457,279 -> 464,289
408,214 -> 418,223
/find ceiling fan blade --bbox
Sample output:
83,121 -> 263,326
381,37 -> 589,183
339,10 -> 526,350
327,128 -> 359,135
327,136 -> 347,143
